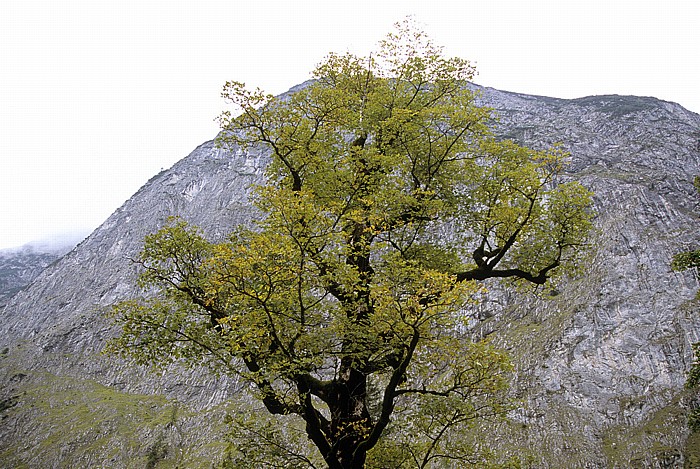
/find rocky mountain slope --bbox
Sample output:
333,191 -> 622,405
0,235 -> 86,308
1,85 -> 700,467
0,246 -> 64,308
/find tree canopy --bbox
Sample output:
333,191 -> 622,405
108,20 -> 593,469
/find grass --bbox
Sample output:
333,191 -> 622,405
0,371 -> 231,468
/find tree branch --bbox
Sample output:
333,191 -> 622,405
455,260 -> 560,285
356,324 -> 421,456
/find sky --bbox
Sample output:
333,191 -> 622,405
1,0 -> 697,250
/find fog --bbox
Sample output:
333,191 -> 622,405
0,229 -> 90,255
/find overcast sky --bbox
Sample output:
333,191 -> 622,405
1,0 -> 697,250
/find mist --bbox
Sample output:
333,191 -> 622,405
0,229 -> 90,255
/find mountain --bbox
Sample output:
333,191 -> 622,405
0,244 -> 75,308
1,85 -> 699,467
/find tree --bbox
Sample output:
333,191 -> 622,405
108,20 -> 593,469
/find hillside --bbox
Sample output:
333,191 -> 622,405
1,85 -> 700,467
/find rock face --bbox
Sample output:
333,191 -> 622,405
475,90 -> 700,466
1,85 -> 700,468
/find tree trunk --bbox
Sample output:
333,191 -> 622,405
323,366 -> 371,469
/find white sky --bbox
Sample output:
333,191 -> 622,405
1,0 -> 697,250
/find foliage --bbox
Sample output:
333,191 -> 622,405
219,411 -> 324,468
671,251 -> 700,273
108,19 -> 593,469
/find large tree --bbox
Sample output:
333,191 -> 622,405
108,21 -> 593,468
